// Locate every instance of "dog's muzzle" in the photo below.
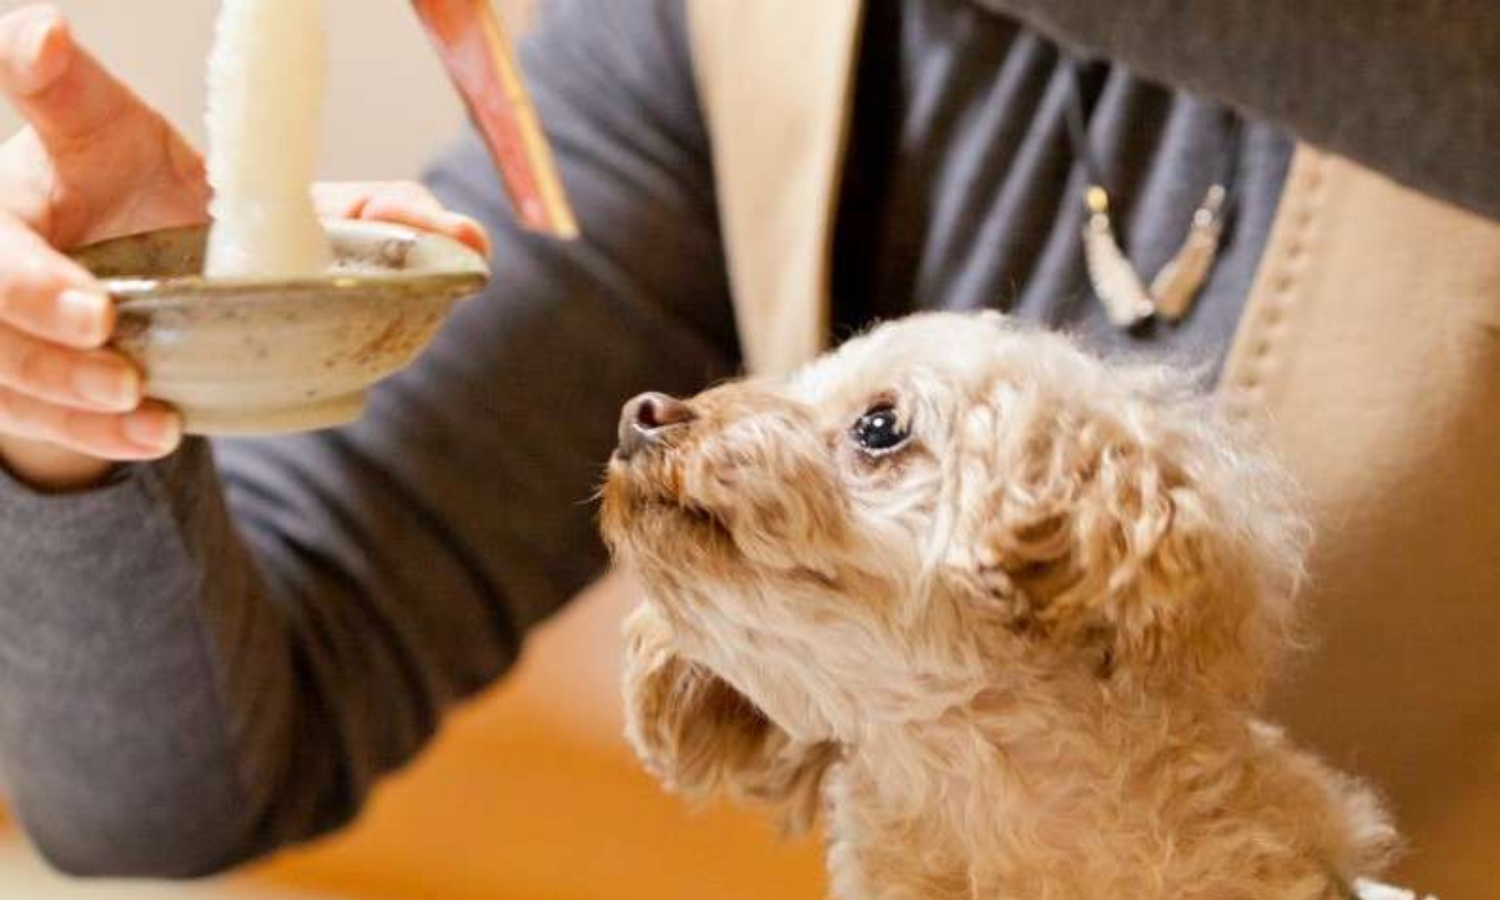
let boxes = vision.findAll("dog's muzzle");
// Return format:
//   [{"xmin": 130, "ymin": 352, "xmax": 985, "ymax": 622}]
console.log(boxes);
[{"xmin": 616, "ymin": 392, "xmax": 696, "ymax": 460}]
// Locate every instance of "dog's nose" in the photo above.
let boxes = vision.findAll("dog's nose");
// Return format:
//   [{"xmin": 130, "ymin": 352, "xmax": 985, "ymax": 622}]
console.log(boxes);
[{"xmin": 617, "ymin": 392, "xmax": 695, "ymax": 459}]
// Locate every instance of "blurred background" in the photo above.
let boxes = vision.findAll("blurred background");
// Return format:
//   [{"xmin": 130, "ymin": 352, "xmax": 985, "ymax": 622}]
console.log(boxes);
[
  {"xmin": 0, "ymin": 0, "xmax": 468, "ymax": 179},
  {"xmin": 0, "ymin": 2, "xmax": 827, "ymax": 899}
]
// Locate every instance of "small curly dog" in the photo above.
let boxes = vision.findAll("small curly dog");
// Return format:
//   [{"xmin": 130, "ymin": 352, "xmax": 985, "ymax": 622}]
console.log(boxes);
[{"xmin": 601, "ymin": 312, "xmax": 1400, "ymax": 900}]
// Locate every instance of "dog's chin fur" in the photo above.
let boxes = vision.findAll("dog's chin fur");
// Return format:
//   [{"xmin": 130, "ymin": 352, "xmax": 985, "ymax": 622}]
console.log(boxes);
[{"xmin": 601, "ymin": 312, "xmax": 1398, "ymax": 900}]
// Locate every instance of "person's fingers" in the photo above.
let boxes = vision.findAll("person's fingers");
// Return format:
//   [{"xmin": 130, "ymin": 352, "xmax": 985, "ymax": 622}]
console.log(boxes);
[
  {"xmin": 0, "ymin": 9, "xmax": 208, "ymax": 249},
  {"xmin": 0, "ymin": 386, "xmax": 180, "ymax": 460},
  {"xmin": 314, "ymin": 181, "xmax": 446, "ymax": 219},
  {"xmin": 0, "ymin": 324, "xmax": 140, "ymax": 413},
  {"xmin": 313, "ymin": 181, "xmax": 418, "ymax": 219},
  {"xmin": 374, "ymin": 205, "xmax": 490, "ymax": 257},
  {"xmin": 0, "ymin": 6, "xmax": 157, "ymax": 155},
  {"xmin": 0, "ymin": 212, "xmax": 113, "ymax": 348},
  {"xmin": 314, "ymin": 181, "xmax": 493, "ymax": 257}
]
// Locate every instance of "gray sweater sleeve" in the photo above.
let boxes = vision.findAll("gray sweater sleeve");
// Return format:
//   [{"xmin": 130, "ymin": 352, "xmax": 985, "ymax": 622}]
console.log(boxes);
[
  {"xmin": 979, "ymin": 0, "xmax": 1500, "ymax": 221},
  {"xmin": 0, "ymin": 0, "xmax": 735, "ymax": 877}
]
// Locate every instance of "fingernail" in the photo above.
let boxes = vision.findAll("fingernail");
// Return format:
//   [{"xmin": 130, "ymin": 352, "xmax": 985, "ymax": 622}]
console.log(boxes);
[
  {"xmin": 25, "ymin": 11, "xmax": 53, "ymax": 54},
  {"xmin": 445, "ymin": 213, "xmax": 491, "ymax": 254},
  {"xmin": 57, "ymin": 289, "xmax": 111, "ymax": 344},
  {"xmin": 16, "ymin": 10, "xmax": 65, "ymax": 94},
  {"xmin": 122, "ymin": 407, "xmax": 181, "ymax": 452},
  {"xmin": 73, "ymin": 359, "xmax": 138, "ymax": 410}
]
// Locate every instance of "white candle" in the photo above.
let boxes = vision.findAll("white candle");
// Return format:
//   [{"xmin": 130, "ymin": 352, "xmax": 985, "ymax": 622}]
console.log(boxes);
[{"xmin": 204, "ymin": 0, "xmax": 333, "ymax": 279}]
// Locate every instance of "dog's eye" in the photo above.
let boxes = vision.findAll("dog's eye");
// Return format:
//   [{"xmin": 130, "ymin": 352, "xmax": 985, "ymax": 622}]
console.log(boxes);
[{"xmin": 851, "ymin": 403, "xmax": 910, "ymax": 456}]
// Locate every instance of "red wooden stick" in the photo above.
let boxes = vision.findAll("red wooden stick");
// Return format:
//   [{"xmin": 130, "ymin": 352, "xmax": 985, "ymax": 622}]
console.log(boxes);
[{"xmin": 413, "ymin": 0, "xmax": 578, "ymax": 239}]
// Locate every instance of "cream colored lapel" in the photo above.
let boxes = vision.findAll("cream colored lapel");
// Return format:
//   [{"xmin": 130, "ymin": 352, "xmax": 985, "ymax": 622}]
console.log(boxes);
[
  {"xmin": 1219, "ymin": 144, "xmax": 1500, "ymax": 489},
  {"xmin": 687, "ymin": 0, "xmax": 864, "ymax": 375}
]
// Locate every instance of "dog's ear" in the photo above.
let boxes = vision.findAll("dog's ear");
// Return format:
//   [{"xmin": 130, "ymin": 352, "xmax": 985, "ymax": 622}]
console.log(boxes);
[
  {"xmin": 973, "ymin": 370, "xmax": 1306, "ymax": 701},
  {"xmin": 622, "ymin": 603, "xmax": 838, "ymax": 833}
]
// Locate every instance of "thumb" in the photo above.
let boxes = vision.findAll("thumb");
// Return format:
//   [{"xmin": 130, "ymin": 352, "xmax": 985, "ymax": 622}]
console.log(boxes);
[{"xmin": 0, "ymin": 5, "xmax": 156, "ymax": 153}]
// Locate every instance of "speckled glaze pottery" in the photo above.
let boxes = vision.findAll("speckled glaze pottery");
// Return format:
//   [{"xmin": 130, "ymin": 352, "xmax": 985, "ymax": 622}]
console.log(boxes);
[{"xmin": 69, "ymin": 220, "xmax": 490, "ymax": 435}]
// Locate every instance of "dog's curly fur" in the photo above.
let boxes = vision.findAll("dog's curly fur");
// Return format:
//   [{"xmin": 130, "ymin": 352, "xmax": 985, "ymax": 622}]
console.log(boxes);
[{"xmin": 602, "ymin": 312, "xmax": 1397, "ymax": 900}]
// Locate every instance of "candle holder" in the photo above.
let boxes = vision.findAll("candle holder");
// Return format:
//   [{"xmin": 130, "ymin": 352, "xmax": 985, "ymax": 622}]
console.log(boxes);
[{"xmin": 70, "ymin": 220, "xmax": 490, "ymax": 435}]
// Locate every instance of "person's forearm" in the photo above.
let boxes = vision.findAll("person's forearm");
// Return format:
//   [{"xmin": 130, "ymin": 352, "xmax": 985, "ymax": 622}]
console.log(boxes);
[
  {"xmin": 0, "ymin": 442, "xmax": 279, "ymax": 876},
  {"xmin": 0, "ymin": 0, "xmax": 736, "ymax": 878},
  {"xmin": 981, "ymin": 0, "xmax": 1500, "ymax": 221},
  {"xmin": 0, "ymin": 427, "xmax": 537, "ymax": 878},
  {"xmin": 0, "ymin": 432, "xmax": 521, "ymax": 877}
]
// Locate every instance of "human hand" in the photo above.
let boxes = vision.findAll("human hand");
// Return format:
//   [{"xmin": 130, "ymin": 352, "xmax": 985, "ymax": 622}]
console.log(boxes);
[{"xmin": 0, "ymin": 5, "xmax": 489, "ymax": 491}]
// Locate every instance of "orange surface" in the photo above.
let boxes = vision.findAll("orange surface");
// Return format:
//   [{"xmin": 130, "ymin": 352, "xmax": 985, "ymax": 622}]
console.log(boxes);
[
  {"xmin": 244, "ymin": 576, "xmax": 828, "ymax": 900},
  {"xmin": 0, "ymin": 576, "xmax": 1492, "ymax": 897}
]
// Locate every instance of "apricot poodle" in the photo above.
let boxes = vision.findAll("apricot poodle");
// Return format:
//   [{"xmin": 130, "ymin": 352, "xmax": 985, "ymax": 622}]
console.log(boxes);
[{"xmin": 602, "ymin": 312, "xmax": 1402, "ymax": 900}]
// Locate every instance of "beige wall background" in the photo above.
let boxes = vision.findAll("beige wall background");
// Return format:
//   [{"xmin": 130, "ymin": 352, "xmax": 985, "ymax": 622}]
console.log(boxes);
[{"xmin": 0, "ymin": 0, "xmax": 513, "ymax": 181}]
